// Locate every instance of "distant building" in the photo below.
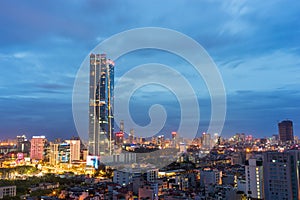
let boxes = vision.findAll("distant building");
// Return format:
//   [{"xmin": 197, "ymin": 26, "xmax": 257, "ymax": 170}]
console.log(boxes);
[
  {"xmin": 222, "ymin": 174, "xmax": 235, "ymax": 186},
  {"xmin": 263, "ymin": 150, "xmax": 300, "ymax": 200},
  {"xmin": 113, "ymin": 169, "xmax": 141, "ymax": 186},
  {"xmin": 65, "ymin": 139, "xmax": 81, "ymax": 161},
  {"xmin": 30, "ymin": 136, "xmax": 46, "ymax": 160},
  {"xmin": 58, "ymin": 142, "xmax": 70, "ymax": 163},
  {"xmin": 138, "ymin": 183, "xmax": 158, "ymax": 200},
  {"xmin": 0, "ymin": 186, "xmax": 16, "ymax": 199},
  {"xmin": 47, "ymin": 139, "xmax": 80, "ymax": 165},
  {"xmin": 202, "ymin": 132, "xmax": 211, "ymax": 149},
  {"xmin": 245, "ymin": 156, "xmax": 264, "ymax": 199},
  {"xmin": 272, "ymin": 134, "xmax": 279, "ymax": 141},
  {"xmin": 144, "ymin": 168, "xmax": 158, "ymax": 182},
  {"xmin": 200, "ymin": 168, "xmax": 222, "ymax": 187},
  {"xmin": 278, "ymin": 120, "xmax": 294, "ymax": 142},
  {"xmin": 171, "ymin": 131, "xmax": 177, "ymax": 148},
  {"xmin": 129, "ymin": 129, "xmax": 134, "ymax": 144},
  {"xmin": 0, "ymin": 139, "xmax": 17, "ymax": 154},
  {"xmin": 113, "ymin": 167, "xmax": 158, "ymax": 186},
  {"xmin": 115, "ymin": 132, "xmax": 124, "ymax": 146},
  {"xmin": 49, "ymin": 142, "xmax": 59, "ymax": 165},
  {"xmin": 234, "ymin": 133, "xmax": 246, "ymax": 142},
  {"xmin": 179, "ymin": 142, "xmax": 186, "ymax": 153},
  {"xmin": 81, "ymin": 149, "xmax": 88, "ymax": 161},
  {"xmin": 16, "ymin": 135, "xmax": 30, "ymax": 154},
  {"xmin": 175, "ymin": 173, "xmax": 197, "ymax": 191},
  {"xmin": 231, "ymin": 152, "xmax": 245, "ymax": 165}
]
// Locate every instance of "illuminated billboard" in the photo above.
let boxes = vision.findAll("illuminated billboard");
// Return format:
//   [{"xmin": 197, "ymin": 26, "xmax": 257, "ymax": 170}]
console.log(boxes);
[{"xmin": 86, "ymin": 156, "xmax": 100, "ymax": 169}]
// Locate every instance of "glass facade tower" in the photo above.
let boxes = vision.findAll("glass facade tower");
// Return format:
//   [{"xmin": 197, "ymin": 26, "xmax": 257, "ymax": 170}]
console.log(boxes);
[{"xmin": 89, "ymin": 53, "xmax": 114, "ymax": 156}]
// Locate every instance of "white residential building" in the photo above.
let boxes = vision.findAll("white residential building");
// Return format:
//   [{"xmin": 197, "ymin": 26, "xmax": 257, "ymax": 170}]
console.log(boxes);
[{"xmin": 245, "ymin": 157, "xmax": 264, "ymax": 199}]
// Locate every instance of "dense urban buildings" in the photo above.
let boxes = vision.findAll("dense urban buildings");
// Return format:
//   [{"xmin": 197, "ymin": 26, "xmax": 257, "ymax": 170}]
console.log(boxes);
[
  {"xmin": 89, "ymin": 53, "xmax": 115, "ymax": 156},
  {"xmin": 278, "ymin": 120, "xmax": 294, "ymax": 142},
  {"xmin": 1, "ymin": 128, "xmax": 300, "ymax": 199}
]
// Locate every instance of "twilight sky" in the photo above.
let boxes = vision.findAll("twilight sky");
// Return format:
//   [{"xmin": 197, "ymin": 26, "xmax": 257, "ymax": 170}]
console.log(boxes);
[{"xmin": 1, "ymin": 0, "xmax": 300, "ymax": 140}]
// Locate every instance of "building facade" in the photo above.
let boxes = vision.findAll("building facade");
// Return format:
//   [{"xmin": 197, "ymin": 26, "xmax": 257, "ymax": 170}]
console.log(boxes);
[
  {"xmin": 200, "ymin": 168, "xmax": 222, "ymax": 186},
  {"xmin": 65, "ymin": 139, "xmax": 81, "ymax": 161},
  {"xmin": 49, "ymin": 142, "xmax": 59, "ymax": 165},
  {"xmin": 58, "ymin": 142, "xmax": 71, "ymax": 163},
  {"xmin": 202, "ymin": 132, "xmax": 211, "ymax": 149},
  {"xmin": 89, "ymin": 53, "xmax": 114, "ymax": 156},
  {"xmin": 263, "ymin": 150, "xmax": 300, "ymax": 200},
  {"xmin": 16, "ymin": 135, "xmax": 30, "ymax": 154},
  {"xmin": 30, "ymin": 136, "xmax": 46, "ymax": 161},
  {"xmin": 0, "ymin": 186, "xmax": 16, "ymax": 199},
  {"xmin": 278, "ymin": 120, "xmax": 294, "ymax": 142},
  {"xmin": 245, "ymin": 157, "xmax": 264, "ymax": 199}
]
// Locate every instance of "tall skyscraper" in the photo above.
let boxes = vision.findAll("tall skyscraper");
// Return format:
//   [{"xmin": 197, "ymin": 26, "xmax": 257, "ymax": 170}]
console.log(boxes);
[
  {"xmin": 89, "ymin": 53, "xmax": 114, "ymax": 156},
  {"xmin": 278, "ymin": 120, "xmax": 294, "ymax": 142},
  {"xmin": 263, "ymin": 150, "xmax": 300, "ymax": 200}
]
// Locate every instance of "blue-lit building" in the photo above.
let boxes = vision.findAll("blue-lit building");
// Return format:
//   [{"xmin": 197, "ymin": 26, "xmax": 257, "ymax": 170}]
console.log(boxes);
[
  {"xmin": 89, "ymin": 53, "xmax": 114, "ymax": 156},
  {"xmin": 58, "ymin": 142, "xmax": 70, "ymax": 163}
]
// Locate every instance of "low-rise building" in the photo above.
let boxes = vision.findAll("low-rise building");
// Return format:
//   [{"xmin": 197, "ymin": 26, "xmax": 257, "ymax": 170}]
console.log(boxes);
[{"xmin": 0, "ymin": 186, "xmax": 16, "ymax": 199}]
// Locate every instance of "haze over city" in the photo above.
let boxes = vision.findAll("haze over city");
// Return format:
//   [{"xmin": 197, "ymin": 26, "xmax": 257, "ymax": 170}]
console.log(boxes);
[{"xmin": 1, "ymin": 1, "xmax": 300, "ymax": 140}]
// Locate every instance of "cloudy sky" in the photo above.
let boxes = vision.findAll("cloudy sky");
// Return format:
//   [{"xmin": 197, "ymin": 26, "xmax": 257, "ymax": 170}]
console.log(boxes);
[{"xmin": 1, "ymin": 0, "xmax": 300, "ymax": 140}]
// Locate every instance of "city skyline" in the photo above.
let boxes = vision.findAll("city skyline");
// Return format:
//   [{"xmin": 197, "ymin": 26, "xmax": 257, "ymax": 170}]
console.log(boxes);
[{"xmin": 1, "ymin": 1, "xmax": 300, "ymax": 140}]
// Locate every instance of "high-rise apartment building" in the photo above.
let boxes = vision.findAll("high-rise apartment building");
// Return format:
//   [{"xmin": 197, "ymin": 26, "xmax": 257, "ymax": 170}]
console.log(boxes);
[
  {"xmin": 202, "ymin": 132, "xmax": 211, "ymax": 149},
  {"xmin": 263, "ymin": 150, "xmax": 300, "ymax": 200},
  {"xmin": 129, "ymin": 129, "xmax": 134, "ymax": 144},
  {"xmin": 49, "ymin": 142, "xmax": 59, "ymax": 165},
  {"xmin": 245, "ymin": 156, "xmax": 264, "ymax": 199},
  {"xmin": 65, "ymin": 139, "xmax": 81, "ymax": 161},
  {"xmin": 89, "ymin": 53, "xmax": 114, "ymax": 156},
  {"xmin": 16, "ymin": 135, "xmax": 30, "ymax": 154},
  {"xmin": 278, "ymin": 120, "xmax": 294, "ymax": 142},
  {"xmin": 58, "ymin": 142, "xmax": 70, "ymax": 163},
  {"xmin": 30, "ymin": 136, "xmax": 46, "ymax": 161},
  {"xmin": 115, "ymin": 120, "xmax": 124, "ymax": 146}
]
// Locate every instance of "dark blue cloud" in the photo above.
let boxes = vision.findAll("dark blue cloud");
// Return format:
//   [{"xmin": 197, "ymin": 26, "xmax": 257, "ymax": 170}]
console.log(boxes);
[{"xmin": 0, "ymin": 0, "xmax": 300, "ymax": 140}]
